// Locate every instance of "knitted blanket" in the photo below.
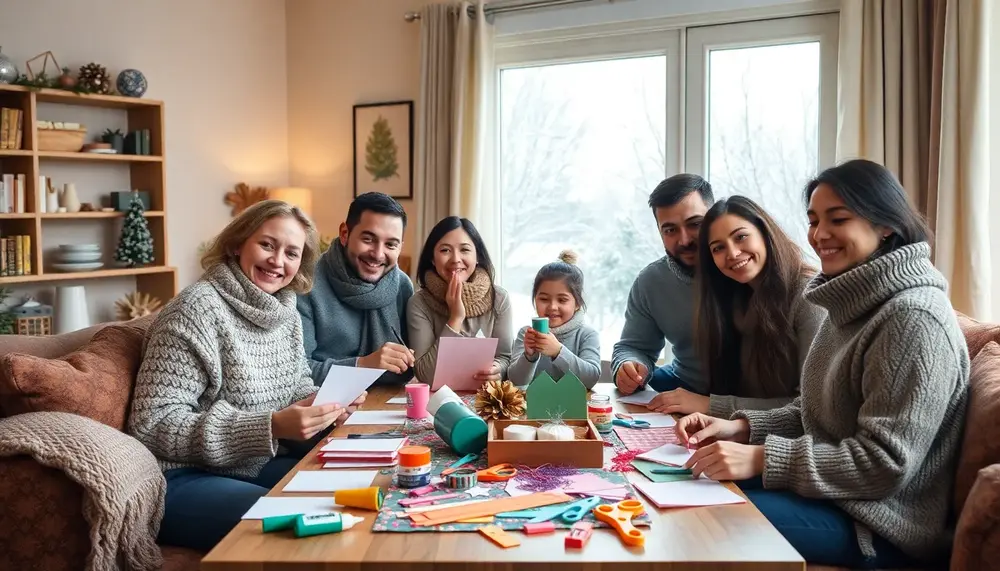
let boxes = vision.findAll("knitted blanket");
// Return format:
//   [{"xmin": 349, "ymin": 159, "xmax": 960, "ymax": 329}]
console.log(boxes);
[{"xmin": 0, "ymin": 411, "xmax": 165, "ymax": 571}]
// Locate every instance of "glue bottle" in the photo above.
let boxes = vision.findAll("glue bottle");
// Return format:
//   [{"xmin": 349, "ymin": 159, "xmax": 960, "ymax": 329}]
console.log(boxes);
[{"xmin": 294, "ymin": 512, "xmax": 365, "ymax": 538}]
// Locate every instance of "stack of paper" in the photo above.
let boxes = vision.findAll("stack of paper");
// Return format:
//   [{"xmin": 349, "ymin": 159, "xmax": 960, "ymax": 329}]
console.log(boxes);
[
  {"xmin": 616, "ymin": 391, "xmax": 658, "ymax": 406},
  {"xmin": 318, "ymin": 437, "xmax": 407, "ymax": 467},
  {"xmin": 633, "ymin": 479, "xmax": 746, "ymax": 508},
  {"xmin": 561, "ymin": 473, "xmax": 629, "ymax": 501},
  {"xmin": 283, "ymin": 470, "xmax": 379, "ymax": 492}
]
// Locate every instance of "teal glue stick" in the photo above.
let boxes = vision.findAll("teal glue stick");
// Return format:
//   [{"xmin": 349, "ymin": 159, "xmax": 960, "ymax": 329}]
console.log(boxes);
[
  {"xmin": 262, "ymin": 513, "xmax": 301, "ymax": 533},
  {"xmin": 293, "ymin": 512, "xmax": 365, "ymax": 538}
]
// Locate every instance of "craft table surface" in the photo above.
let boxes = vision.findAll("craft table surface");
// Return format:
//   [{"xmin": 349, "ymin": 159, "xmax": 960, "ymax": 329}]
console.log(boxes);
[{"xmin": 201, "ymin": 384, "xmax": 805, "ymax": 570}]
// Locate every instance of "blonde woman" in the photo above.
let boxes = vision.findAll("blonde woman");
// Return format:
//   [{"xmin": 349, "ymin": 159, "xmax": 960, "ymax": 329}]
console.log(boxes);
[{"xmin": 128, "ymin": 200, "xmax": 366, "ymax": 551}]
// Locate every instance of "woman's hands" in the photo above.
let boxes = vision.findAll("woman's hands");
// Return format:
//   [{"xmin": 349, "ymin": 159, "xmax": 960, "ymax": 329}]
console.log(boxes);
[
  {"xmin": 675, "ymin": 412, "xmax": 763, "ymax": 481},
  {"xmin": 272, "ymin": 394, "xmax": 344, "ymax": 440},
  {"xmin": 445, "ymin": 270, "xmax": 466, "ymax": 331},
  {"xmin": 474, "ymin": 362, "xmax": 502, "ymax": 383}
]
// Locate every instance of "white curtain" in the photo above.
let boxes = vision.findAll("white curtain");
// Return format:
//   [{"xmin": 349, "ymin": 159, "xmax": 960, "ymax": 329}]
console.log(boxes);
[
  {"xmin": 836, "ymin": 0, "xmax": 992, "ymax": 319},
  {"xmin": 415, "ymin": 1, "xmax": 498, "ymax": 266}
]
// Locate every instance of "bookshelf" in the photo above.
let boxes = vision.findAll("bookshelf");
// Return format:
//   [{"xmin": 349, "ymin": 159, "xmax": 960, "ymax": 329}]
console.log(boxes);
[{"xmin": 0, "ymin": 84, "xmax": 176, "ymax": 308}]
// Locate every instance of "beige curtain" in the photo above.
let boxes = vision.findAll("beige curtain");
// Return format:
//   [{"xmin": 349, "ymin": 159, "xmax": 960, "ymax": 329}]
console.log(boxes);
[
  {"xmin": 836, "ymin": 0, "xmax": 992, "ymax": 319},
  {"xmin": 415, "ymin": 1, "xmax": 498, "ymax": 263}
]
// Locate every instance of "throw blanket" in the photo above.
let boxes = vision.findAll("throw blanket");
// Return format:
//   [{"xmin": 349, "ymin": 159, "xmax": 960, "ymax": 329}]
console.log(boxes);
[
  {"xmin": 321, "ymin": 240, "xmax": 403, "ymax": 354},
  {"xmin": 421, "ymin": 267, "xmax": 495, "ymax": 317},
  {"xmin": 0, "ymin": 412, "xmax": 165, "ymax": 571}
]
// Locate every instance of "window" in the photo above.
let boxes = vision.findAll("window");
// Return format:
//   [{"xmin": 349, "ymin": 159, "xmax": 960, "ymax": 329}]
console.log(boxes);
[{"xmin": 497, "ymin": 13, "xmax": 838, "ymax": 360}]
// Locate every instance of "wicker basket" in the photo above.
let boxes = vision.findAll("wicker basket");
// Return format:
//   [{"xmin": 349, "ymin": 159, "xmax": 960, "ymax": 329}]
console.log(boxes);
[{"xmin": 38, "ymin": 128, "xmax": 87, "ymax": 152}]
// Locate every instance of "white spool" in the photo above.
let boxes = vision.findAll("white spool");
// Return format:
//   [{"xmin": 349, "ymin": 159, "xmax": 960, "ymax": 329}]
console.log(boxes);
[
  {"xmin": 503, "ymin": 425, "xmax": 537, "ymax": 441},
  {"xmin": 537, "ymin": 423, "xmax": 575, "ymax": 441}
]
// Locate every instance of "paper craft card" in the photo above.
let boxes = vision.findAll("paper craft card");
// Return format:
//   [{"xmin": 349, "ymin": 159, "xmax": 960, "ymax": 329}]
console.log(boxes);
[
  {"xmin": 385, "ymin": 396, "xmax": 408, "ymax": 405},
  {"xmin": 324, "ymin": 460, "xmax": 397, "ymax": 469},
  {"xmin": 314, "ymin": 365, "xmax": 385, "ymax": 407},
  {"xmin": 431, "ymin": 336, "xmax": 499, "ymax": 391},
  {"xmin": 320, "ymin": 437, "xmax": 407, "ymax": 453},
  {"xmin": 636, "ymin": 443, "xmax": 695, "ymax": 466},
  {"xmin": 633, "ymin": 479, "xmax": 746, "ymax": 508},
  {"xmin": 282, "ymin": 470, "xmax": 378, "ymax": 493},
  {"xmin": 616, "ymin": 390, "xmax": 658, "ymax": 406},
  {"xmin": 242, "ymin": 497, "xmax": 340, "ymax": 519},
  {"xmin": 341, "ymin": 410, "xmax": 407, "ymax": 426},
  {"xmin": 525, "ymin": 371, "xmax": 587, "ymax": 420}
]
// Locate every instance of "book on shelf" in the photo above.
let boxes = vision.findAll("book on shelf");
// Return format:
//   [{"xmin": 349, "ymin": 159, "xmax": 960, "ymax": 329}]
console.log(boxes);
[
  {"xmin": 0, "ymin": 173, "xmax": 26, "ymax": 213},
  {"xmin": 0, "ymin": 107, "xmax": 23, "ymax": 150},
  {"xmin": 0, "ymin": 234, "xmax": 30, "ymax": 277}
]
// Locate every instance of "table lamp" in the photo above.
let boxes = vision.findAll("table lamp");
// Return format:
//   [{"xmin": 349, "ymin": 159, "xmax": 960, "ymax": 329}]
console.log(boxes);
[{"xmin": 269, "ymin": 187, "xmax": 313, "ymax": 218}]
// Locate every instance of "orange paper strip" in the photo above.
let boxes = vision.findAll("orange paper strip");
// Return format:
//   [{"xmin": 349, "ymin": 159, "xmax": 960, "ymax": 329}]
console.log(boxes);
[
  {"xmin": 480, "ymin": 525, "xmax": 521, "ymax": 548},
  {"xmin": 410, "ymin": 492, "xmax": 573, "ymax": 526}
]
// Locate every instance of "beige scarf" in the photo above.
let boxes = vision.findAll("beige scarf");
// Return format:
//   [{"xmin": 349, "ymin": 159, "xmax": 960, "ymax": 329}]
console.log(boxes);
[
  {"xmin": 421, "ymin": 267, "xmax": 495, "ymax": 317},
  {"xmin": 0, "ymin": 411, "xmax": 165, "ymax": 571}
]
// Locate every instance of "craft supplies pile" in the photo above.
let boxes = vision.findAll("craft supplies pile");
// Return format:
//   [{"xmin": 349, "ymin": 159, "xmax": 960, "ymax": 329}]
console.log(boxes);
[{"xmin": 239, "ymin": 365, "xmax": 746, "ymax": 549}]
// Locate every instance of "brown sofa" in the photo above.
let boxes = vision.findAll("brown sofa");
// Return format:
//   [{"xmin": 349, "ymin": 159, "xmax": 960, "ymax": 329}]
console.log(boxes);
[{"xmin": 0, "ymin": 313, "xmax": 998, "ymax": 571}]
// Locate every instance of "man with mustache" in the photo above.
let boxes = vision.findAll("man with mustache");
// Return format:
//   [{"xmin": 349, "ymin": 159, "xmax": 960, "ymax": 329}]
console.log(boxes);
[
  {"xmin": 612, "ymin": 174, "xmax": 713, "ymax": 397},
  {"xmin": 298, "ymin": 192, "xmax": 415, "ymax": 386}
]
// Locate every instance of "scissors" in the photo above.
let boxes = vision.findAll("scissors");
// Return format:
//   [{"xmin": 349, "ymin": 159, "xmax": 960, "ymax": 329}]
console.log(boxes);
[
  {"xmin": 612, "ymin": 418, "xmax": 651, "ymax": 429},
  {"xmin": 477, "ymin": 463, "xmax": 518, "ymax": 482},
  {"xmin": 441, "ymin": 453, "xmax": 479, "ymax": 476}
]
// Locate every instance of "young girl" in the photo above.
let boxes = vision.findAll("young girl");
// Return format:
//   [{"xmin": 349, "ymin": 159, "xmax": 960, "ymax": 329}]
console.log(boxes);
[
  {"xmin": 407, "ymin": 216, "xmax": 514, "ymax": 386},
  {"xmin": 675, "ymin": 160, "xmax": 969, "ymax": 569},
  {"xmin": 509, "ymin": 250, "xmax": 602, "ymax": 389},
  {"xmin": 649, "ymin": 196, "xmax": 825, "ymax": 417}
]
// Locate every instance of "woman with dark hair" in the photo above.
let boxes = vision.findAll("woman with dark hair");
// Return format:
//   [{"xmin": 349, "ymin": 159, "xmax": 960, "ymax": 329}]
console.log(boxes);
[
  {"xmin": 407, "ymin": 216, "xmax": 513, "ymax": 386},
  {"xmin": 674, "ymin": 159, "xmax": 970, "ymax": 569},
  {"xmin": 649, "ymin": 196, "xmax": 825, "ymax": 417}
]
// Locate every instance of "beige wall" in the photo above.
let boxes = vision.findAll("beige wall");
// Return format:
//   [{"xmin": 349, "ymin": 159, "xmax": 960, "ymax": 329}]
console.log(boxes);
[
  {"xmin": 0, "ymin": 0, "xmax": 288, "ymax": 323},
  {"xmin": 286, "ymin": 0, "xmax": 422, "ymax": 262}
]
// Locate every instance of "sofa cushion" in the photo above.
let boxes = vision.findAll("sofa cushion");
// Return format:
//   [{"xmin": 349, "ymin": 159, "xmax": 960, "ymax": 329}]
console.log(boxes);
[
  {"xmin": 956, "ymin": 312, "xmax": 1000, "ymax": 360},
  {"xmin": 951, "ymin": 464, "xmax": 1000, "ymax": 571},
  {"xmin": 954, "ymin": 341, "xmax": 1000, "ymax": 514},
  {"xmin": 0, "ymin": 321, "xmax": 146, "ymax": 430}
]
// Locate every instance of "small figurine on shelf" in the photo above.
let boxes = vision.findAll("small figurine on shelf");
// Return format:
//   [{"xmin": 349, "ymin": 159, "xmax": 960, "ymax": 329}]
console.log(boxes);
[{"xmin": 114, "ymin": 191, "xmax": 154, "ymax": 268}]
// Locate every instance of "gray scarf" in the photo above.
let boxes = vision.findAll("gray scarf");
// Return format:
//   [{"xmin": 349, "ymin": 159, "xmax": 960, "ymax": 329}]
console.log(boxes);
[
  {"xmin": 205, "ymin": 260, "xmax": 297, "ymax": 329},
  {"xmin": 551, "ymin": 309, "xmax": 586, "ymax": 339},
  {"xmin": 320, "ymin": 240, "xmax": 403, "ymax": 354}
]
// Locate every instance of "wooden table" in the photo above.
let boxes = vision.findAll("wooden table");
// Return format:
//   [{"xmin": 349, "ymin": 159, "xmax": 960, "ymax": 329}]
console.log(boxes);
[{"xmin": 201, "ymin": 385, "xmax": 805, "ymax": 571}]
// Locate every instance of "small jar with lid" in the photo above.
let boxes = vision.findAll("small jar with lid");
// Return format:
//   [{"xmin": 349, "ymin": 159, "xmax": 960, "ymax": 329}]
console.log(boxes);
[
  {"xmin": 396, "ymin": 445, "xmax": 432, "ymax": 488},
  {"xmin": 587, "ymin": 394, "xmax": 613, "ymax": 433}
]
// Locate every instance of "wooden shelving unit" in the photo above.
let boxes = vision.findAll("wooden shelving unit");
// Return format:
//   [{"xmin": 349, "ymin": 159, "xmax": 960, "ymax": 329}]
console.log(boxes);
[{"xmin": 0, "ymin": 84, "xmax": 176, "ymax": 304}]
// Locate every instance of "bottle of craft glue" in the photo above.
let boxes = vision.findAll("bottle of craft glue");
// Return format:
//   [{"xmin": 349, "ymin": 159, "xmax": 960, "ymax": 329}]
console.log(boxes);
[{"xmin": 293, "ymin": 512, "xmax": 365, "ymax": 538}]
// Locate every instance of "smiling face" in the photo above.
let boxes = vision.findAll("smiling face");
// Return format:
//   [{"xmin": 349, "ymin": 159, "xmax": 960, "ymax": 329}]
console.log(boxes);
[
  {"xmin": 708, "ymin": 213, "xmax": 768, "ymax": 287},
  {"xmin": 339, "ymin": 211, "xmax": 404, "ymax": 283},
  {"xmin": 432, "ymin": 228, "xmax": 478, "ymax": 282},
  {"xmin": 533, "ymin": 279, "xmax": 578, "ymax": 328},
  {"xmin": 236, "ymin": 215, "xmax": 306, "ymax": 294},
  {"xmin": 655, "ymin": 192, "xmax": 709, "ymax": 268},
  {"xmin": 807, "ymin": 183, "xmax": 888, "ymax": 276}
]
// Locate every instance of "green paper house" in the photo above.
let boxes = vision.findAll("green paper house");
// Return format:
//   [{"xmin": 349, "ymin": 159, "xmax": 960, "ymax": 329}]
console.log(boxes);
[{"xmin": 525, "ymin": 371, "xmax": 587, "ymax": 420}]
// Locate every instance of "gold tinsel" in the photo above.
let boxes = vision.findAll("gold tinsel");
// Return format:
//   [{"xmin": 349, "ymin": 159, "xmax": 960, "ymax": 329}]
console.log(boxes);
[
  {"xmin": 474, "ymin": 379, "xmax": 526, "ymax": 421},
  {"xmin": 115, "ymin": 292, "xmax": 163, "ymax": 321}
]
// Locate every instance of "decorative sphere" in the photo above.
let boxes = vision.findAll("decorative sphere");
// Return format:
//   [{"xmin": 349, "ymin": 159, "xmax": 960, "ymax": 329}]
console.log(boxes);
[
  {"xmin": 0, "ymin": 52, "xmax": 17, "ymax": 84},
  {"xmin": 116, "ymin": 69, "xmax": 147, "ymax": 97}
]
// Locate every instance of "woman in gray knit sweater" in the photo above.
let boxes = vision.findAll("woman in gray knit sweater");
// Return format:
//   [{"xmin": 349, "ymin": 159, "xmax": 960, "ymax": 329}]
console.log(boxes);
[
  {"xmin": 647, "ymin": 196, "xmax": 825, "ymax": 417},
  {"xmin": 675, "ymin": 160, "xmax": 969, "ymax": 569},
  {"xmin": 127, "ymin": 201, "xmax": 365, "ymax": 551}
]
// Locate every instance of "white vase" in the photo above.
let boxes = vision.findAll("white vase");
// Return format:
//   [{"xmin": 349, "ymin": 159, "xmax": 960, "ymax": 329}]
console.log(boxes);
[
  {"xmin": 63, "ymin": 183, "xmax": 81, "ymax": 213},
  {"xmin": 46, "ymin": 189, "xmax": 59, "ymax": 213},
  {"xmin": 55, "ymin": 285, "xmax": 90, "ymax": 333}
]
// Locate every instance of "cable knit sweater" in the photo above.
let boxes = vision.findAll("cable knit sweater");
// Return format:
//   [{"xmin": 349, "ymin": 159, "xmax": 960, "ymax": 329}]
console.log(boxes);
[
  {"xmin": 732, "ymin": 243, "xmax": 970, "ymax": 561},
  {"xmin": 127, "ymin": 260, "xmax": 318, "ymax": 479}
]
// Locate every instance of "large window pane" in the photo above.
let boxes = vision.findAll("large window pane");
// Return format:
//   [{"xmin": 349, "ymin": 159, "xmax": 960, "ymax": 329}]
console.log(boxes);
[
  {"xmin": 707, "ymin": 42, "xmax": 820, "ymax": 256},
  {"xmin": 499, "ymin": 56, "xmax": 667, "ymax": 360}
]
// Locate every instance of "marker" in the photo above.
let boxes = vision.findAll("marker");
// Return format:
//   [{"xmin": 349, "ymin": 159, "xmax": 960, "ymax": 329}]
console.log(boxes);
[
  {"xmin": 650, "ymin": 467, "xmax": 693, "ymax": 475},
  {"xmin": 346, "ymin": 432, "xmax": 405, "ymax": 439}
]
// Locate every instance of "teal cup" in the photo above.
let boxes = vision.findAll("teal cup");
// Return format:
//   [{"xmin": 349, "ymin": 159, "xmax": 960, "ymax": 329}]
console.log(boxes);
[{"xmin": 531, "ymin": 317, "xmax": 549, "ymax": 334}]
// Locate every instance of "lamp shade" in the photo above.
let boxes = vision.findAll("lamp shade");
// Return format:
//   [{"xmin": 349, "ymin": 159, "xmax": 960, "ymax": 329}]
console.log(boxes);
[{"xmin": 269, "ymin": 187, "xmax": 313, "ymax": 218}]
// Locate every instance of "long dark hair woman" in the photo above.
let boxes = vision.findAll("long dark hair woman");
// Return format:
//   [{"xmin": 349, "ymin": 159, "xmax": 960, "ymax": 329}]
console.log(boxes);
[
  {"xmin": 407, "ymin": 216, "xmax": 513, "ymax": 386},
  {"xmin": 674, "ymin": 159, "xmax": 970, "ymax": 569}
]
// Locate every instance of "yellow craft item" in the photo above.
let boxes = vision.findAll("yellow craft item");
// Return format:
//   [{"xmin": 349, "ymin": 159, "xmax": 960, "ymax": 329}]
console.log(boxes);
[{"xmin": 334, "ymin": 486, "xmax": 384, "ymax": 511}]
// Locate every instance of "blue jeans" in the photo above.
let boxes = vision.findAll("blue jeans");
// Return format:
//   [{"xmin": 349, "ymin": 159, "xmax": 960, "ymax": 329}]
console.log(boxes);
[
  {"xmin": 647, "ymin": 362, "xmax": 705, "ymax": 394},
  {"xmin": 159, "ymin": 456, "xmax": 300, "ymax": 551},
  {"xmin": 737, "ymin": 478, "xmax": 921, "ymax": 569}
]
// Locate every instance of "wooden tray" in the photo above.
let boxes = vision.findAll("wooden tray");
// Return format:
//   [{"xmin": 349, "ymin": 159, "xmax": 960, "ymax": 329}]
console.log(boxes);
[{"xmin": 487, "ymin": 419, "xmax": 605, "ymax": 468}]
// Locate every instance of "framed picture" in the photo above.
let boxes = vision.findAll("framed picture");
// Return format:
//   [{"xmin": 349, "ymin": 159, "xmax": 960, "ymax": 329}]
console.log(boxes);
[{"xmin": 353, "ymin": 100, "xmax": 414, "ymax": 199}]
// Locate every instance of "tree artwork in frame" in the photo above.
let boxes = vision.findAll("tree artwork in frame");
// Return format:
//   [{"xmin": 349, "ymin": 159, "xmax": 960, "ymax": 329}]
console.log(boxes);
[{"xmin": 353, "ymin": 100, "xmax": 413, "ymax": 199}]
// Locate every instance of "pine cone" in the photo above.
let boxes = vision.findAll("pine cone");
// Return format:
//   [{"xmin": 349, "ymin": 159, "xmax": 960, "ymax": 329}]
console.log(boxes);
[
  {"xmin": 78, "ymin": 62, "xmax": 111, "ymax": 94},
  {"xmin": 474, "ymin": 379, "xmax": 526, "ymax": 421}
]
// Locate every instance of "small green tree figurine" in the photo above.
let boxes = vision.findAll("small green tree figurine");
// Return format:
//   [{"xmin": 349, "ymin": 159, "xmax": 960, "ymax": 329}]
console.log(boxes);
[
  {"xmin": 114, "ymin": 192, "xmax": 154, "ymax": 267},
  {"xmin": 364, "ymin": 115, "xmax": 399, "ymax": 181}
]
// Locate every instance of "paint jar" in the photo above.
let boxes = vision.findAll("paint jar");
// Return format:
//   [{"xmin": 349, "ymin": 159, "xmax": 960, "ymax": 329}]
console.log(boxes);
[
  {"xmin": 587, "ymin": 394, "xmax": 614, "ymax": 433},
  {"xmin": 396, "ymin": 445, "xmax": 432, "ymax": 488}
]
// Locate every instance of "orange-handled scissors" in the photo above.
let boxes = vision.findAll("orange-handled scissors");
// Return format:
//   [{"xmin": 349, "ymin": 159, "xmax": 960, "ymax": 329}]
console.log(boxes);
[{"xmin": 477, "ymin": 463, "xmax": 517, "ymax": 482}]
